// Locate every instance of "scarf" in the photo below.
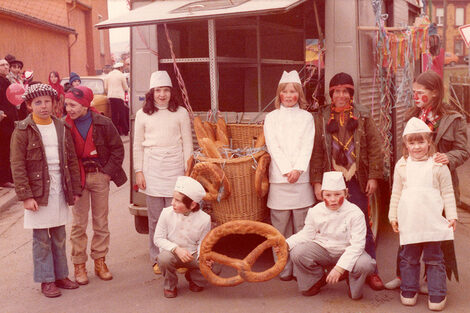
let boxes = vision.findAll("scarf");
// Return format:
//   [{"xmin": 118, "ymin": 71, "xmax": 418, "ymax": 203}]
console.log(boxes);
[{"xmin": 419, "ymin": 107, "xmax": 441, "ymax": 132}]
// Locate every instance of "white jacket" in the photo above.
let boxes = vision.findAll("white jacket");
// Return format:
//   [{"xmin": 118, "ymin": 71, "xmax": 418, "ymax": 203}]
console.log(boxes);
[
  {"xmin": 154, "ymin": 206, "xmax": 211, "ymax": 255},
  {"xmin": 264, "ymin": 104, "xmax": 314, "ymax": 184},
  {"xmin": 286, "ymin": 200, "xmax": 366, "ymax": 271},
  {"xmin": 105, "ymin": 69, "xmax": 128, "ymax": 100}
]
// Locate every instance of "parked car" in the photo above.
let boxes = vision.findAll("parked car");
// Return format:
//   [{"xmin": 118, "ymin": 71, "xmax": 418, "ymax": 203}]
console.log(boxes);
[
  {"xmin": 444, "ymin": 52, "xmax": 459, "ymax": 66},
  {"xmin": 61, "ymin": 76, "xmax": 111, "ymax": 118}
]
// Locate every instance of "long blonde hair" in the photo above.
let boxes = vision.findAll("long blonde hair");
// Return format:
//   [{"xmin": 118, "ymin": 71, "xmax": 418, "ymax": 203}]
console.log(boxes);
[{"xmin": 274, "ymin": 83, "xmax": 308, "ymax": 109}]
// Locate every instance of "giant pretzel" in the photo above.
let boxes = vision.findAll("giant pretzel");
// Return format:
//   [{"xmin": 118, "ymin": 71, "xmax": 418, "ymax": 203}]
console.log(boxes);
[
  {"xmin": 190, "ymin": 162, "xmax": 231, "ymax": 201},
  {"xmin": 199, "ymin": 220, "xmax": 288, "ymax": 287}
]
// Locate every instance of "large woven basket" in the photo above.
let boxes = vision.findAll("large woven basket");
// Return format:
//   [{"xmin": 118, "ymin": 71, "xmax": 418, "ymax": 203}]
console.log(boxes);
[{"xmin": 195, "ymin": 124, "xmax": 268, "ymax": 224}]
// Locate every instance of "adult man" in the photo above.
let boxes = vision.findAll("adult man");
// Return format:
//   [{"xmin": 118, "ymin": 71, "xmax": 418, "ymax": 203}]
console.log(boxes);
[
  {"xmin": 4, "ymin": 54, "xmax": 24, "ymax": 85},
  {"xmin": 105, "ymin": 62, "xmax": 129, "ymax": 135},
  {"xmin": 286, "ymin": 171, "xmax": 375, "ymax": 300},
  {"xmin": 64, "ymin": 85, "xmax": 127, "ymax": 284},
  {"xmin": 0, "ymin": 58, "xmax": 15, "ymax": 187},
  {"xmin": 154, "ymin": 176, "xmax": 215, "ymax": 298}
]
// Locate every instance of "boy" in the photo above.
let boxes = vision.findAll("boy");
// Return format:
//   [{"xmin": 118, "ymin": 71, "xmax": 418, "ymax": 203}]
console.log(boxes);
[
  {"xmin": 65, "ymin": 85, "xmax": 127, "ymax": 284},
  {"xmin": 10, "ymin": 84, "xmax": 82, "ymax": 297},
  {"xmin": 286, "ymin": 171, "xmax": 375, "ymax": 299},
  {"xmin": 154, "ymin": 176, "xmax": 214, "ymax": 298}
]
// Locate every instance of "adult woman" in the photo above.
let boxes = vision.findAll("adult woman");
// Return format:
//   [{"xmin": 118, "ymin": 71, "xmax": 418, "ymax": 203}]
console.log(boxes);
[
  {"xmin": 133, "ymin": 71, "xmax": 193, "ymax": 274},
  {"xmin": 310, "ymin": 72, "xmax": 385, "ymax": 290},
  {"xmin": 385, "ymin": 70, "xmax": 468, "ymax": 291},
  {"xmin": 48, "ymin": 71, "xmax": 65, "ymax": 118},
  {"xmin": 264, "ymin": 70, "xmax": 315, "ymax": 281}
]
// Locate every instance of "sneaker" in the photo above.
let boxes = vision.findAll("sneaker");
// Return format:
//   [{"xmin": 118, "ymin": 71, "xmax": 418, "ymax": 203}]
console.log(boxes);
[
  {"xmin": 384, "ymin": 277, "xmax": 401, "ymax": 289},
  {"xmin": 41, "ymin": 282, "xmax": 61, "ymax": 298},
  {"xmin": 153, "ymin": 263, "xmax": 161, "ymax": 275},
  {"xmin": 366, "ymin": 274, "xmax": 385, "ymax": 290},
  {"xmin": 400, "ymin": 291, "xmax": 418, "ymax": 306},
  {"xmin": 428, "ymin": 296, "xmax": 447, "ymax": 311}
]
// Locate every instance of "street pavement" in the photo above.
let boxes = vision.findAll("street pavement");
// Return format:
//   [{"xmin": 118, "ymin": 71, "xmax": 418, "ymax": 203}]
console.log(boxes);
[{"xmin": 1, "ymin": 132, "xmax": 470, "ymax": 312}]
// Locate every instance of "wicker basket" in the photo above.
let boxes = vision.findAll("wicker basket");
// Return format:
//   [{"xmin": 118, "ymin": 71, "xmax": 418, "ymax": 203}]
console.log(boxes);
[{"xmin": 196, "ymin": 124, "xmax": 268, "ymax": 224}]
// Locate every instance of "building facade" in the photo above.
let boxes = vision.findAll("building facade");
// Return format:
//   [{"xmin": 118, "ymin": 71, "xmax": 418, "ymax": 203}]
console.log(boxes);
[{"xmin": 0, "ymin": 0, "xmax": 112, "ymax": 82}]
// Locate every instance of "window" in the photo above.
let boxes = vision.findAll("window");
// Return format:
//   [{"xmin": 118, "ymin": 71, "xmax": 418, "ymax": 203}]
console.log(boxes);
[
  {"xmin": 171, "ymin": 0, "xmax": 249, "ymax": 14},
  {"xmin": 455, "ymin": 40, "xmax": 464, "ymax": 56},
  {"xmin": 456, "ymin": 8, "xmax": 464, "ymax": 26},
  {"xmin": 436, "ymin": 8, "xmax": 444, "ymax": 26}
]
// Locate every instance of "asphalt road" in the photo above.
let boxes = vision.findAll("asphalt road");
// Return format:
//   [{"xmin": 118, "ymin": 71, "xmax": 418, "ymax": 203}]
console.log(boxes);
[{"xmin": 1, "ymin": 141, "xmax": 469, "ymax": 313}]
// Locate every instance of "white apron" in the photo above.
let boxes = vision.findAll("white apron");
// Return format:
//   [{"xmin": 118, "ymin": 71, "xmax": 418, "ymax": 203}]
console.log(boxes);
[
  {"xmin": 397, "ymin": 158, "xmax": 454, "ymax": 245},
  {"xmin": 267, "ymin": 182, "xmax": 315, "ymax": 210},
  {"xmin": 24, "ymin": 169, "xmax": 69, "ymax": 229},
  {"xmin": 142, "ymin": 144, "xmax": 184, "ymax": 197}
]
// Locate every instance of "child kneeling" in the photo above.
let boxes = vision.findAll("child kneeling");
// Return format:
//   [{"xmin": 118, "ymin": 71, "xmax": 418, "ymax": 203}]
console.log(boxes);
[
  {"xmin": 10, "ymin": 84, "xmax": 82, "ymax": 297},
  {"xmin": 285, "ymin": 171, "xmax": 375, "ymax": 299},
  {"xmin": 154, "ymin": 176, "xmax": 218, "ymax": 298},
  {"xmin": 389, "ymin": 118, "xmax": 457, "ymax": 311}
]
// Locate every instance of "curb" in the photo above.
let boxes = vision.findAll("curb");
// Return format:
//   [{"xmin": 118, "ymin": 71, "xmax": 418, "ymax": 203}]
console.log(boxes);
[{"xmin": 0, "ymin": 189, "xmax": 18, "ymax": 214}]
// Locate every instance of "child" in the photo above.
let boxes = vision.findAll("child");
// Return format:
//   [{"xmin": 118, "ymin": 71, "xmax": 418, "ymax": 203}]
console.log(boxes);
[
  {"xmin": 285, "ymin": 171, "xmax": 375, "ymax": 299},
  {"xmin": 389, "ymin": 117, "xmax": 457, "ymax": 311},
  {"xmin": 264, "ymin": 70, "xmax": 315, "ymax": 281},
  {"xmin": 10, "ymin": 84, "xmax": 82, "ymax": 297},
  {"xmin": 154, "ymin": 176, "xmax": 216, "ymax": 298}
]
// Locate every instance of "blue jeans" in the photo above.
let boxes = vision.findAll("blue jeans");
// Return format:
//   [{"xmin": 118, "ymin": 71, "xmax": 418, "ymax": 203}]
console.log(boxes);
[
  {"xmin": 346, "ymin": 177, "xmax": 376, "ymax": 260},
  {"xmin": 32, "ymin": 226, "xmax": 69, "ymax": 283},
  {"xmin": 400, "ymin": 242, "xmax": 446, "ymax": 297}
]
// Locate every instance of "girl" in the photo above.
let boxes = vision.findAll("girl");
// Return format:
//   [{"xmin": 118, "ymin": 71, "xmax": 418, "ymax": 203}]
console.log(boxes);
[
  {"xmin": 385, "ymin": 70, "xmax": 468, "ymax": 291},
  {"xmin": 264, "ymin": 70, "xmax": 315, "ymax": 281},
  {"xmin": 133, "ymin": 71, "xmax": 193, "ymax": 274},
  {"xmin": 48, "ymin": 71, "xmax": 65, "ymax": 118},
  {"xmin": 389, "ymin": 117, "xmax": 457, "ymax": 311},
  {"xmin": 10, "ymin": 84, "xmax": 82, "ymax": 297}
]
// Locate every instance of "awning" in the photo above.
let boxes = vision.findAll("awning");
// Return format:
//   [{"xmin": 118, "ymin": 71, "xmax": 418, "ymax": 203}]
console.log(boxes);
[{"xmin": 96, "ymin": 0, "xmax": 307, "ymax": 29}]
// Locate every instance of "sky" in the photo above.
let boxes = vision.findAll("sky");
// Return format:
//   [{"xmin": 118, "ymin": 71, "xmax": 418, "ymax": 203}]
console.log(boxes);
[{"xmin": 107, "ymin": 0, "xmax": 130, "ymax": 54}]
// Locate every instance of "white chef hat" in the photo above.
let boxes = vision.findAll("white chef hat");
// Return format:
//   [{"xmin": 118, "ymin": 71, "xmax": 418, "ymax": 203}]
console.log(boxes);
[
  {"xmin": 321, "ymin": 171, "xmax": 346, "ymax": 191},
  {"xmin": 113, "ymin": 62, "xmax": 124, "ymax": 69},
  {"xmin": 174, "ymin": 176, "xmax": 206, "ymax": 203},
  {"xmin": 278, "ymin": 70, "xmax": 301, "ymax": 85},
  {"xmin": 402, "ymin": 117, "xmax": 431, "ymax": 137},
  {"xmin": 149, "ymin": 70, "xmax": 173, "ymax": 89}
]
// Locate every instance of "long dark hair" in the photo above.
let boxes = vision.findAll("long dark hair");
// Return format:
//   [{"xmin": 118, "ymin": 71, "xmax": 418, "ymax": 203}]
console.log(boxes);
[
  {"xmin": 142, "ymin": 87, "xmax": 180, "ymax": 115},
  {"xmin": 405, "ymin": 70, "xmax": 449, "ymax": 121}
]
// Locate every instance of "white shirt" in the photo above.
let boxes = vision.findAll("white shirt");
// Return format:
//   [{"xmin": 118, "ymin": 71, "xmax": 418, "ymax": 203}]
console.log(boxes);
[
  {"xmin": 264, "ymin": 104, "xmax": 314, "ymax": 183},
  {"xmin": 286, "ymin": 200, "xmax": 366, "ymax": 271},
  {"xmin": 133, "ymin": 106, "xmax": 193, "ymax": 172},
  {"xmin": 154, "ymin": 206, "xmax": 211, "ymax": 255},
  {"xmin": 105, "ymin": 69, "xmax": 128, "ymax": 100}
]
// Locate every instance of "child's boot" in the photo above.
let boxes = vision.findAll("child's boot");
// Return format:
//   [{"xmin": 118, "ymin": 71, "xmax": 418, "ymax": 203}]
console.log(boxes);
[
  {"xmin": 94, "ymin": 257, "xmax": 113, "ymax": 280},
  {"xmin": 74, "ymin": 263, "xmax": 89, "ymax": 285}
]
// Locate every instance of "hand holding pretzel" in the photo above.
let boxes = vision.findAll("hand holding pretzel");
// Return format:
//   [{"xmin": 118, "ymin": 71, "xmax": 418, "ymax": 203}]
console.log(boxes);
[{"xmin": 199, "ymin": 220, "xmax": 288, "ymax": 287}]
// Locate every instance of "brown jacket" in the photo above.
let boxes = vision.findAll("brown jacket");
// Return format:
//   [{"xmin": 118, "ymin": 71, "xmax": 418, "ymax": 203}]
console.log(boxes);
[
  {"xmin": 10, "ymin": 115, "xmax": 81, "ymax": 206},
  {"xmin": 310, "ymin": 104, "xmax": 384, "ymax": 193}
]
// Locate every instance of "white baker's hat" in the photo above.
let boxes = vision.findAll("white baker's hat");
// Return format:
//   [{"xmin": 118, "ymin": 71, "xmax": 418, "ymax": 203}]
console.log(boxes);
[
  {"xmin": 278, "ymin": 70, "xmax": 301, "ymax": 85},
  {"xmin": 402, "ymin": 117, "xmax": 431, "ymax": 137},
  {"xmin": 321, "ymin": 171, "xmax": 346, "ymax": 191},
  {"xmin": 113, "ymin": 62, "xmax": 124, "ymax": 69},
  {"xmin": 149, "ymin": 70, "xmax": 172, "ymax": 89},
  {"xmin": 174, "ymin": 176, "xmax": 206, "ymax": 203}
]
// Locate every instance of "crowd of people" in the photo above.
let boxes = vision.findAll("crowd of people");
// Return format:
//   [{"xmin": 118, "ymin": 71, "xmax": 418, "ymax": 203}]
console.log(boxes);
[{"xmin": 0, "ymin": 52, "xmax": 468, "ymax": 311}]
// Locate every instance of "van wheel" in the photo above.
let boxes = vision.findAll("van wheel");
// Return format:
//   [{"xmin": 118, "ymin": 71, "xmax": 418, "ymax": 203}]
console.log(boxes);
[{"xmin": 134, "ymin": 216, "xmax": 149, "ymax": 234}]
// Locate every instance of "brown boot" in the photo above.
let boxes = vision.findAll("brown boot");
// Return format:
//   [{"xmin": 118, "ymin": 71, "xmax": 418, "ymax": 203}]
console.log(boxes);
[
  {"xmin": 74, "ymin": 263, "xmax": 89, "ymax": 285},
  {"xmin": 94, "ymin": 257, "xmax": 113, "ymax": 281}
]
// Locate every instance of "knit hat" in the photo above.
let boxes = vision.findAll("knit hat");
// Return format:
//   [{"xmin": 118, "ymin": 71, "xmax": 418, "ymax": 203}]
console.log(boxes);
[
  {"xmin": 278, "ymin": 70, "xmax": 302, "ymax": 85},
  {"xmin": 65, "ymin": 86, "xmax": 94, "ymax": 107},
  {"xmin": 22, "ymin": 83, "xmax": 57, "ymax": 101},
  {"xmin": 321, "ymin": 171, "xmax": 346, "ymax": 191},
  {"xmin": 402, "ymin": 117, "xmax": 432, "ymax": 137},
  {"xmin": 174, "ymin": 176, "xmax": 206, "ymax": 203},
  {"xmin": 69, "ymin": 72, "xmax": 81, "ymax": 84},
  {"xmin": 4, "ymin": 54, "xmax": 23, "ymax": 68},
  {"xmin": 149, "ymin": 71, "xmax": 172, "ymax": 89},
  {"xmin": 329, "ymin": 72, "xmax": 354, "ymax": 98}
]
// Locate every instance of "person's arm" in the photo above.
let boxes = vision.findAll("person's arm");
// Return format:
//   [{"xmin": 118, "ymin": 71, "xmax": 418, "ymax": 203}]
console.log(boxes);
[
  {"xmin": 310, "ymin": 113, "xmax": 325, "ymax": 182},
  {"xmin": 364, "ymin": 116, "xmax": 384, "ymax": 181},
  {"xmin": 133, "ymin": 110, "xmax": 145, "ymax": 173},
  {"xmin": 197, "ymin": 216, "xmax": 212, "ymax": 258},
  {"xmin": 179, "ymin": 109, "xmax": 193, "ymax": 170},
  {"xmin": 264, "ymin": 113, "xmax": 292, "ymax": 175},
  {"xmin": 388, "ymin": 161, "xmax": 403, "ymax": 230},
  {"xmin": 154, "ymin": 209, "xmax": 178, "ymax": 252},
  {"xmin": 64, "ymin": 126, "xmax": 82, "ymax": 196},
  {"xmin": 293, "ymin": 114, "xmax": 315, "ymax": 173},
  {"xmin": 100, "ymin": 119, "xmax": 125, "ymax": 176},
  {"xmin": 285, "ymin": 208, "xmax": 316, "ymax": 250},
  {"xmin": 336, "ymin": 212, "xmax": 366, "ymax": 272},
  {"xmin": 121, "ymin": 74, "xmax": 129, "ymax": 92},
  {"xmin": 438, "ymin": 165, "xmax": 458, "ymax": 222},
  {"xmin": 443, "ymin": 116, "xmax": 469, "ymax": 171},
  {"xmin": 10, "ymin": 128, "xmax": 33, "ymax": 201}
]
